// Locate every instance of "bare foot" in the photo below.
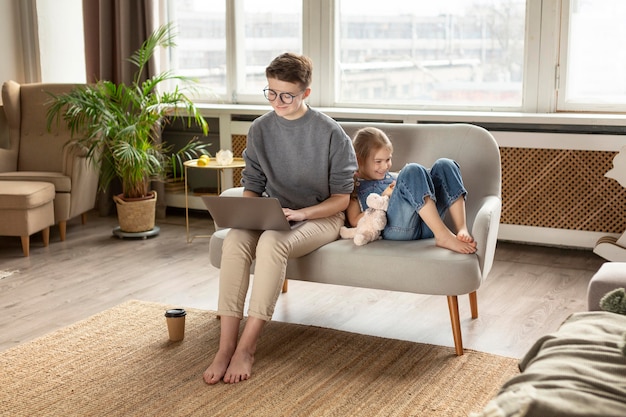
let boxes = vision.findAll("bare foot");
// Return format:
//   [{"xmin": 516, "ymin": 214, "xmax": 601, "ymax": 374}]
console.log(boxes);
[
  {"xmin": 203, "ymin": 349, "xmax": 233, "ymax": 385},
  {"xmin": 456, "ymin": 227, "xmax": 474, "ymax": 244},
  {"xmin": 436, "ymin": 231, "xmax": 477, "ymax": 254},
  {"xmin": 223, "ymin": 349, "xmax": 255, "ymax": 384}
]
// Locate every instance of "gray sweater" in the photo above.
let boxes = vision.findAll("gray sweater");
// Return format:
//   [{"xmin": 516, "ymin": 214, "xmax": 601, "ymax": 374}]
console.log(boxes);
[{"xmin": 242, "ymin": 107, "xmax": 357, "ymax": 209}]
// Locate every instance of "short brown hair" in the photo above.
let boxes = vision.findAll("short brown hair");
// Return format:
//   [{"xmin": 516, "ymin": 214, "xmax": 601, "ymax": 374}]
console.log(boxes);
[
  {"xmin": 266, "ymin": 52, "xmax": 313, "ymax": 88},
  {"xmin": 352, "ymin": 127, "xmax": 393, "ymax": 165}
]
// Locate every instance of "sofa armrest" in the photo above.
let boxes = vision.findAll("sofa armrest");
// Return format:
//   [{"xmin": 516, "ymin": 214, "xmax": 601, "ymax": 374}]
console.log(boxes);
[
  {"xmin": 213, "ymin": 187, "xmax": 245, "ymax": 231},
  {"xmin": 1, "ymin": 82, "xmax": 20, "ymax": 172},
  {"xmin": 220, "ymin": 187, "xmax": 245, "ymax": 197},
  {"xmin": 587, "ymin": 262, "xmax": 626, "ymax": 311},
  {"xmin": 0, "ymin": 148, "xmax": 18, "ymax": 172},
  {"xmin": 471, "ymin": 195, "xmax": 502, "ymax": 280},
  {"xmin": 67, "ymin": 154, "xmax": 99, "ymax": 217},
  {"xmin": 1, "ymin": 81, "xmax": 21, "ymax": 129}
]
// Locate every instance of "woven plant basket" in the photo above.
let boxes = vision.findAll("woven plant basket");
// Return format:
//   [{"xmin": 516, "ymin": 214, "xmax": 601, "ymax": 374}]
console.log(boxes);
[{"xmin": 113, "ymin": 191, "xmax": 157, "ymax": 233}]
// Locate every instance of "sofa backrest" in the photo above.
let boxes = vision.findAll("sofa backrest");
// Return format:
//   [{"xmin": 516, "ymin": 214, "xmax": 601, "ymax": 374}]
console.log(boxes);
[
  {"xmin": 339, "ymin": 122, "xmax": 501, "ymax": 225},
  {"xmin": 3, "ymin": 81, "xmax": 78, "ymax": 173}
]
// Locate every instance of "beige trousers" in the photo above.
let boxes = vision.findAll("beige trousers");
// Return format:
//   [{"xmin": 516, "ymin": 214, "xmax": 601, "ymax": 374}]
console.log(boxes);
[{"xmin": 217, "ymin": 212, "xmax": 345, "ymax": 321}]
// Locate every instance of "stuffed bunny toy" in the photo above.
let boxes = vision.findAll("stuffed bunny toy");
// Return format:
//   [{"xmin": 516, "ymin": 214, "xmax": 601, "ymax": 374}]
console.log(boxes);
[{"xmin": 340, "ymin": 193, "xmax": 389, "ymax": 246}]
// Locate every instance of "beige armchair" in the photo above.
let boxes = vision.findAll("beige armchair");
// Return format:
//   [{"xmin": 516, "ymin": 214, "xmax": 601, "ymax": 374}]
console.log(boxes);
[{"xmin": 0, "ymin": 81, "xmax": 99, "ymax": 240}]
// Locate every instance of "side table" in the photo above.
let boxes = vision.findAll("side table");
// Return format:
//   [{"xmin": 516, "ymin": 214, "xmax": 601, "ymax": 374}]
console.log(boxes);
[{"xmin": 183, "ymin": 157, "xmax": 246, "ymax": 242}]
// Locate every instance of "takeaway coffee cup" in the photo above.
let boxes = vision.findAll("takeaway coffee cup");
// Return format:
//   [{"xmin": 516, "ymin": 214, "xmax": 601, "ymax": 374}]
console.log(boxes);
[{"xmin": 165, "ymin": 308, "xmax": 186, "ymax": 342}]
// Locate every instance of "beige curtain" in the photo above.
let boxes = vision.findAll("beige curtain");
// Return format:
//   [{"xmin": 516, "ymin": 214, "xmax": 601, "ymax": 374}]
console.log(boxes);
[
  {"xmin": 82, "ymin": 0, "xmax": 156, "ymax": 84},
  {"xmin": 82, "ymin": 0, "xmax": 166, "ymax": 219}
]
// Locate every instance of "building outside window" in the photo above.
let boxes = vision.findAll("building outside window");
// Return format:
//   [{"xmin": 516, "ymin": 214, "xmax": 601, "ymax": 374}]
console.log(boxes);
[{"xmin": 337, "ymin": 0, "xmax": 525, "ymax": 109}]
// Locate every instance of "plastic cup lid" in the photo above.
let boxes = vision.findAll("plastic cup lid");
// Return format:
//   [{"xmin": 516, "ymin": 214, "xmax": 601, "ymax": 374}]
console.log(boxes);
[{"xmin": 165, "ymin": 308, "xmax": 186, "ymax": 318}]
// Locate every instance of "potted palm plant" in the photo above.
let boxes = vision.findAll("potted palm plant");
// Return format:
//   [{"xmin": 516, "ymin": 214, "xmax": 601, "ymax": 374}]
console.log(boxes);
[{"xmin": 46, "ymin": 23, "xmax": 209, "ymax": 234}]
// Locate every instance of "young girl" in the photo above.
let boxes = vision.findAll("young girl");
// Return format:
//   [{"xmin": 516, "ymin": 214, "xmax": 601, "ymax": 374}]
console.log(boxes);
[{"xmin": 346, "ymin": 127, "xmax": 477, "ymax": 254}]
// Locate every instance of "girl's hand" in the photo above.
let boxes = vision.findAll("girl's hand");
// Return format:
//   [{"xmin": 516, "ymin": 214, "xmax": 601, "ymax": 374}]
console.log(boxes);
[{"xmin": 382, "ymin": 181, "xmax": 396, "ymax": 197}]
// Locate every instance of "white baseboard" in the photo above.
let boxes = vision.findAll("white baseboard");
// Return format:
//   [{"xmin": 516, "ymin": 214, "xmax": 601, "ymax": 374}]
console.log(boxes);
[{"xmin": 497, "ymin": 224, "xmax": 619, "ymax": 250}]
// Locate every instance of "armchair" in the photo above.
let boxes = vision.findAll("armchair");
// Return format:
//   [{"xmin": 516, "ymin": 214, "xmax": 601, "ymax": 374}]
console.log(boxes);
[{"xmin": 0, "ymin": 81, "xmax": 99, "ymax": 240}]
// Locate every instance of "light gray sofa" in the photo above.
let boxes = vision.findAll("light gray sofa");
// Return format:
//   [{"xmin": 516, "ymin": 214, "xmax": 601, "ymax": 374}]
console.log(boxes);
[
  {"xmin": 208, "ymin": 122, "xmax": 502, "ymax": 355},
  {"xmin": 471, "ymin": 263, "xmax": 626, "ymax": 417}
]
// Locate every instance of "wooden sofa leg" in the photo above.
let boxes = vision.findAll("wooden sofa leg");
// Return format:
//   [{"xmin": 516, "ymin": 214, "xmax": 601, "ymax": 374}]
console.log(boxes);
[
  {"xmin": 59, "ymin": 221, "xmax": 67, "ymax": 241},
  {"xmin": 447, "ymin": 295, "xmax": 464, "ymax": 356},
  {"xmin": 469, "ymin": 291, "xmax": 478, "ymax": 319},
  {"xmin": 20, "ymin": 236, "xmax": 30, "ymax": 257},
  {"xmin": 42, "ymin": 226, "xmax": 50, "ymax": 247},
  {"xmin": 81, "ymin": 212, "xmax": 88, "ymax": 225},
  {"xmin": 282, "ymin": 279, "xmax": 289, "ymax": 293}
]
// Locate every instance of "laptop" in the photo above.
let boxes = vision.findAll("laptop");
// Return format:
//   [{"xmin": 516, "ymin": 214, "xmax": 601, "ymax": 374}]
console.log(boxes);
[{"xmin": 201, "ymin": 195, "xmax": 305, "ymax": 231}]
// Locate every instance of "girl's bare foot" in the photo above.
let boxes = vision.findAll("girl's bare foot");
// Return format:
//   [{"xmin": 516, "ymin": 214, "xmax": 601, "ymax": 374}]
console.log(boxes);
[
  {"xmin": 436, "ymin": 231, "xmax": 477, "ymax": 254},
  {"xmin": 223, "ymin": 349, "xmax": 255, "ymax": 383},
  {"xmin": 203, "ymin": 349, "xmax": 233, "ymax": 385},
  {"xmin": 456, "ymin": 227, "xmax": 474, "ymax": 244}
]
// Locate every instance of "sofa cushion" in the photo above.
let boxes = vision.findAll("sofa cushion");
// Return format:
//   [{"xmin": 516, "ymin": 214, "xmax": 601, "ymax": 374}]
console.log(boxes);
[
  {"xmin": 0, "ymin": 181, "xmax": 55, "ymax": 210},
  {"xmin": 0, "ymin": 172, "xmax": 71, "ymax": 192},
  {"xmin": 209, "ymin": 228, "xmax": 482, "ymax": 295},
  {"xmin": 471, "ymin": 312, "xmax": 626, "ymax": 417}
]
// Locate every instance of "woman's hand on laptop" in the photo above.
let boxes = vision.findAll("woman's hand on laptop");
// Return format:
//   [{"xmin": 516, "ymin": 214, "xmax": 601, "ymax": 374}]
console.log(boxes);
[
  {"xmin": 282, "ymin": 194, "xmax": 349, "ymax": 222},
  {"xmin": 283, "ymin": 208, "xmax": 306, "ymax": 222}
]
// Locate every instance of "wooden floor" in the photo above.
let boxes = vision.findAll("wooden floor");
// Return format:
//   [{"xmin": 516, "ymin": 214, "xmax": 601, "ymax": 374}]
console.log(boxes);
[{"xmin": 0, "ymin": 208, "xmax": 606, "ymax": 358}]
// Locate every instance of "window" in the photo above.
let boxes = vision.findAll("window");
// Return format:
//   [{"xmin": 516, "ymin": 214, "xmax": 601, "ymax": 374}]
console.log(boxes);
[
  {"xmin": 337, "ymin": 0, "xmax": 526, "ymax": 109},
  {"xmin": 167, "ymin": 0, "xmax": 227, "ymax": 97},
  {"xmin": 558, "ymin": 0, "xmax": 626, "ymax": 111},
  {"xmin": 163, "ymin": 0, "xmax": 626, "ymax": 114},
  {"xmin": 167, "ymin": 0, "xmax": 301, "ymax": 102},
  {"xmin": 37, "ymin": 0, "xmax": 86, "ymax": 83},
  {"xmin": 241, "ymin": 0, "xmax": 302, "ymax": 95}
]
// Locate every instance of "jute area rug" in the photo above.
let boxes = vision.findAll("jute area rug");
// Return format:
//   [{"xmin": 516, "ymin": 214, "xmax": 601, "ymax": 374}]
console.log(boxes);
[{"xmin": 0, "ymin": 300, "xmax": 519, "ymax": 417}]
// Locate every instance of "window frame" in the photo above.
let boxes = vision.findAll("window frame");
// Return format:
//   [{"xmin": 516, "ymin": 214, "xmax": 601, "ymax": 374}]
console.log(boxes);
[
  {"xmin": 161, "ymin": 0, "xmax": 626, "ymax": 115},
  {"xmin": 555, "ymin": 0, "xmax": 626, "ymax": 112}
]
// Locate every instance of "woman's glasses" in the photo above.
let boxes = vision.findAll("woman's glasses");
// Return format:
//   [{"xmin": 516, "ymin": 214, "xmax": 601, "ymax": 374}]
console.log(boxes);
[{"xmin": 263, "ymin": 87, "xmax": 305, "ymax": 104}]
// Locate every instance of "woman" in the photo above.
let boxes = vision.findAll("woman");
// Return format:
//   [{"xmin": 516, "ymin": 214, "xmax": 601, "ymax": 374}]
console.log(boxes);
[{"xmin": 203, "ymin": 52, "xmax": 357, "ymax": 384}]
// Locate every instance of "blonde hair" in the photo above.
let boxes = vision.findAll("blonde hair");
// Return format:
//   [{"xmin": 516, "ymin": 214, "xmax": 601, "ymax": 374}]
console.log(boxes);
[{"xmin": 352, "ymin": 127, "xmax": 393, "ymax": 166}]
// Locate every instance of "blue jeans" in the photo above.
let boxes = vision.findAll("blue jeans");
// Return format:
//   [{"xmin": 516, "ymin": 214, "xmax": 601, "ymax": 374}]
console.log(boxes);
[{"xmin": 382, "ymin": 159, "xmax": 467, "ymax": 240}]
